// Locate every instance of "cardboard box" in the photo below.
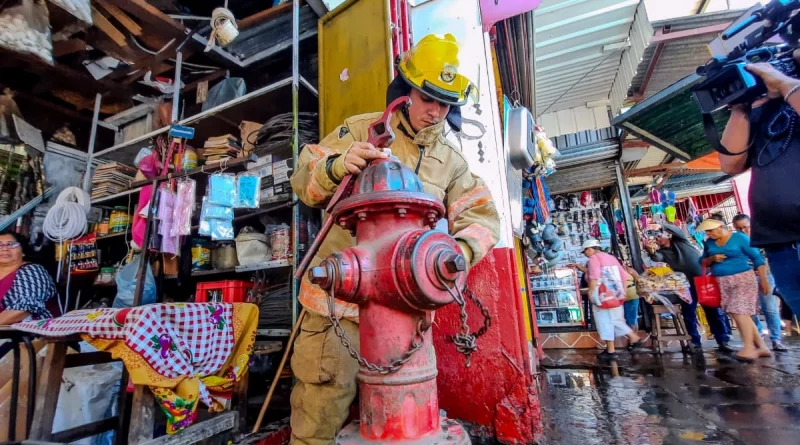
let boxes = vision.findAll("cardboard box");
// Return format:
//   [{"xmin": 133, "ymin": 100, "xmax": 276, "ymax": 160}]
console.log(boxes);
[{"xmin": 240, "ymin": 121, "xmax": 262, "ymax": 153}]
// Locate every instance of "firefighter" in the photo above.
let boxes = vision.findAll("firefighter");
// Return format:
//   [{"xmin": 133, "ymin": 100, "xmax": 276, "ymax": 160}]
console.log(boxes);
[{"xmin": 289, "ymin": 33, "xmax": 500, "ymax": 445}]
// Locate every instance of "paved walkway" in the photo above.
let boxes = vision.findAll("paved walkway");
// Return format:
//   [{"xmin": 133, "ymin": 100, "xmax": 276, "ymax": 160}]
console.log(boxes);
[{"xmin": 539, "ymin": 337, "xmax": 800, "ymax": 445}]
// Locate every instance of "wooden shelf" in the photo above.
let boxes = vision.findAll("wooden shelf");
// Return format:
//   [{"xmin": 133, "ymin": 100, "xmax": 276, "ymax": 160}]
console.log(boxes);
[
  {"xmin": 535, "ymin": 305, "xmax": 580, "ymax": 310},
  {"xmin": 92, "ymin": 187, "xmax": 142, "ymax": 206},
  {"xmin": 94, "ymin": 76, "xmax": 317, "ymax": 165},
  {"xmin": 538, "ymin": 322, "xmax": 584, "ymax": 327},
  {"xmin": 96, "ymin": 231, "xmax": 129, "ymax": 242},
  {"xmin": 531, "ymin": 285, "xmax": 576, "ymax": 292},
  {"xmin": 191, "ymin": 259, "xmax": 291, "ymax": 277}
]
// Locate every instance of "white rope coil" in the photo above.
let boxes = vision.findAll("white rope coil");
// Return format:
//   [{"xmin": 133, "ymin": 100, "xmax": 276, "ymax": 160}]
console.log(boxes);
[{"xmin": 43, "ymin": 187, "xmax": 90, "ymax": 242}]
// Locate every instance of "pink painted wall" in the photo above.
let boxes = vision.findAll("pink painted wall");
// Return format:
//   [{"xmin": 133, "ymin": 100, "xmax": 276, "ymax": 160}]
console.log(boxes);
[
  {"xmin": 479, "ymin": 0, "xmax": 543, "ymax": 31},
  {"xmin": 732, "ymin": 172, "xmax": 752, "ymax": 216},
  {"xmin": 432, "ymin": 247, "xmax": 542, "ymax": 444}
]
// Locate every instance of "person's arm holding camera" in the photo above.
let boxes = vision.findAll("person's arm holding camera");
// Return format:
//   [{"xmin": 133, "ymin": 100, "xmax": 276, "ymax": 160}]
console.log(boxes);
[{"xmin": 719, "ymin": 55, "xmax": 800, "ymax": 175}]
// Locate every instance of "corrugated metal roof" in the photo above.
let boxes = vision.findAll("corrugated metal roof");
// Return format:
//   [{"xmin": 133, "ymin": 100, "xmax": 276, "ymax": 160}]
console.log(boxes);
[
  {"xmin": 627, "ymin": 9, "xmax": 744, "ymax": 99},
  {"xmin": 547, "ymin": 160, "xmax": 619, "ymax": 194},
  {"xmin": 534, "ymin": 0, "xmax": 652, "ymax": 117},
  {"xmin": 545, "ymin": 127, "xmax": 621, "ymax": 194}
]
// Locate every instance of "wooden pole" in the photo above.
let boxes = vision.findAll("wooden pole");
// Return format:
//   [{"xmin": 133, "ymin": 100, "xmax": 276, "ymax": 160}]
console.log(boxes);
[{"xmin": 251, "ymin": 307, "xmax": 307, "ymax": 433}]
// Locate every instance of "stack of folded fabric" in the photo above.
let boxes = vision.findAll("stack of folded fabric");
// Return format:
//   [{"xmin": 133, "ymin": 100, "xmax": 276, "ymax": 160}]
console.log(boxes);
[
  {"xmin": 198, "ymin": 134, "xmax": 242, "ymax": 164},
  {"xmin": 91, "ymin": 162, "xmax": 137, "ymax": 200}
]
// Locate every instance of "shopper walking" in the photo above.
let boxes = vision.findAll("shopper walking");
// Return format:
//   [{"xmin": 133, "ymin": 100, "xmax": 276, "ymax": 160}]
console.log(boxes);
[
  {"xmin": 732, "ymin": 214, "xmax": 788, "ymax": 351},
  {"xmin": 646, "ymin": 223, "xmax": 733, "ymax": 352},
  {"xmin": 698, "ymin": 218, "xmax": 771, "ymax": 361},
  {"xmin": 582, "ymin": 240, "xmax": 643, "ymax": 360}
]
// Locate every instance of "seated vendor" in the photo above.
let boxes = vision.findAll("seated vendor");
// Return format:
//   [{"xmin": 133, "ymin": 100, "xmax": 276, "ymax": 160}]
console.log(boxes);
[{"xmin": 0, "ymin": 229, "xmax": 59, "ymax": 324}]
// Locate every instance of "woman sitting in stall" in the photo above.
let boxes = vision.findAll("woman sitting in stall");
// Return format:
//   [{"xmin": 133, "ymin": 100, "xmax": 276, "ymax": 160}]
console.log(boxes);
[
  {"xmin": 0, "ymin": 228, "xmax": 59, "ymax": 440},
  {"xmin": 0, "ymin": 229, "xmax": 59, "ymax": 324}
]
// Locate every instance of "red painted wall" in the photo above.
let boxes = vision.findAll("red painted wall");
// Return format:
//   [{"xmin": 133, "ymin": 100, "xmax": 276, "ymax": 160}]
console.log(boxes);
[{"xmin": 432, "ymin": 247, "xmax": 542, "ymax": 444}]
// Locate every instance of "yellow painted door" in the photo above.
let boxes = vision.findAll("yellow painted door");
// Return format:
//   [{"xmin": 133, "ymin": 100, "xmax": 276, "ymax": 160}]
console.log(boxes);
[{"xmin": 318, "ymin": 0, "xmax": 394, "ymax": 136}]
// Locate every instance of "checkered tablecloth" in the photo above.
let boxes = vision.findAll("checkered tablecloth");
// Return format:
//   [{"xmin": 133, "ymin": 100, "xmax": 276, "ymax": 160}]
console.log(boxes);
[{"xmin": 14, "ymin": 303, "xmax": 235, "ymax": 379}]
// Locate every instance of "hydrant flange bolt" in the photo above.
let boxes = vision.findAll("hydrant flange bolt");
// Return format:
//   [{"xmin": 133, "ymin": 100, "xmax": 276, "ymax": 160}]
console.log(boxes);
[{"xmin": 444, "ymin": 254, "xmax": 466, "ymax": 273}]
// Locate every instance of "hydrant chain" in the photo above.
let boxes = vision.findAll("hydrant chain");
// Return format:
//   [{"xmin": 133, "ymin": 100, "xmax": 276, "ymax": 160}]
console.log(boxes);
[
  {"xmin": 326, "ymin": 279, "xmax": 428, "ymax": 375},
  {"xmin": 444, "ymin": 283, "xmax": 493, "ymax": 367}
]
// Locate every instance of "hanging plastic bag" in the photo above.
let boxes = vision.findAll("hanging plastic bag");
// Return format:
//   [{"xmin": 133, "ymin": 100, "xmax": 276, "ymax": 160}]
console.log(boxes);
[
  {"xmin": 198, "ymin": 197, "xmax": 211, "ymax": 236},
  {"xmin": 201, "ymin": 78, "xmax": 246, "ymax": 111},
  {"xmin": 208, "ymin": 173, "xmax": 237, "ymax": 207},
  {"xmin": 171, "ymin": 179, "xmax": 196, "ymax": 236},
  {"xmin": 113, "ymin": 254, "xmax": 156, "ymax": 308},
  {"xmin": 210, "ymin": 219, "xmax": 234, "ymax": 241},
  {"xmin": 236, "ymin": 174, "xmax": 260, "ymax": 208}
]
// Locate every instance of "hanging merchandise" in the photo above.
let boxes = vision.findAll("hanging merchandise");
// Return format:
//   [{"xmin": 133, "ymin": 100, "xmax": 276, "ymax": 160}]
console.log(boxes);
[
  {"xmin": 236, "ymin": 174, "xmax": 260, "ymax": 208},
  {"xmin": 649, "ymin": 189, "xmax": 661, "ymax": 204},
  {"xmin": 665, "ymin": 206, "xmax": 677, "ymax": 223},
  {"xmin": 208, "ymin": 173, "xmax": 237, "ymax": 207},
  {"xmin": 639, "ymin": 213, "xmax": 648, "ymax": 230},
  {"xmin": 156, "ymin": 188, "xmax": 177, "ymax": 255},
  {"xmin": 210, "ymin": 219, "xmax": 234, "ymax": 241},
  {"xmin": 67, "ymin": 234, "xmax": 98, "ymax": 276},
  {"xmin": 580, "ymin": 191, "xmax": 593, "ymax": 207},
  {"xmin": 198, "ymin": 197, "xmax": 211, "ymax": 236},
  {"xmin": 204, "ymin": 7, "xmax": 239, "ymax": 52},
  {"xmin": 634, "ymin": 204, "xmax": 643, "ymax": 221},
  {"xmin": 171, "ymin": 179, "xmax": 196, "ymax": 237},
  {"xmin": 532, "ymin": 125, "xmax": 559, "ymax": 176},
  {"xmin": 614, "ymin": 208, "xmax": 624, "ymax": 222}
]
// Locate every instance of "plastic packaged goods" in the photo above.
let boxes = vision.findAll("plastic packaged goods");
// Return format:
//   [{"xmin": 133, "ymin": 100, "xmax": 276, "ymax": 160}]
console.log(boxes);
[
  {"xmin": 171, "ymin": 179, "xmax": 196, "ymax": 236},
  {"xmin": 208, "ymin": 173, "xmax": 237, "ymax": 207},
  {"xmin": 198, "ymin": 197, "xmax": 211, "ymax": 236},
  {"xmin": 205, "ymin": 202, "xmax": 234, "ymax": 220},
  {"xmin": 236, "ymin": 174, "xmax": 260, "ymax": 208},
  {"xmin": 270, "ymin": 224, "xmax": 290, "ymax": 260},
  {"xmin": 210, "ymin": 218, "xmax": 234, "ymax": 241}
]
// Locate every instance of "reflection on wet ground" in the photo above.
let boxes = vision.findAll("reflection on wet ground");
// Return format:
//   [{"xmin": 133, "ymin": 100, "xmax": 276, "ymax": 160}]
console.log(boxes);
[{"xmin": 539, "ymin": 337, "xmax": 800, "ymax": 444}]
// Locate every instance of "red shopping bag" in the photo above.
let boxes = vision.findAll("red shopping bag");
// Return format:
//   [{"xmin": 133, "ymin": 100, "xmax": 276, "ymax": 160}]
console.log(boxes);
[{"xmin": 694, "ymin": 265, "xmax": 721, "ymax": 308}]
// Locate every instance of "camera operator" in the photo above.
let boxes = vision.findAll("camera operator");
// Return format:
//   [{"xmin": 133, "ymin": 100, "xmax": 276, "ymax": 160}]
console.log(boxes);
[{"xmin": 719, "ymin": 59, "xmax": 800, "ymax": 318}]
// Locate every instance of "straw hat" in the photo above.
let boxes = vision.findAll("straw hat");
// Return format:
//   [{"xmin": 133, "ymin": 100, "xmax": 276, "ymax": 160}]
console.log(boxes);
[{"xmin": 696, "ymin": 218, "xmax": 724, "ymax": 232}]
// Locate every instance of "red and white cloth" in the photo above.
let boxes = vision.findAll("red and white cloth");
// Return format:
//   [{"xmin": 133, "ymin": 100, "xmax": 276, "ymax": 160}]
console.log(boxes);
[{"xmin": 14, "ymin": 303, "xmax": 235, "ymax": 378}]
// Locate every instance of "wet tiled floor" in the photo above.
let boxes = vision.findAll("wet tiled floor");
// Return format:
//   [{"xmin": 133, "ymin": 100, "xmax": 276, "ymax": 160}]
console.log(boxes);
[{"xmin": 539, "ymin": 337, "xmax": 800, "ymax": 444}]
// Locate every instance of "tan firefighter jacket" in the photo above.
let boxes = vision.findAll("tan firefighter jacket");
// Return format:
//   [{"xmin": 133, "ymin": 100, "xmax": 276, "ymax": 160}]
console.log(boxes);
[{"xmin": 290, "ymin": 110, "xmax": 500, "ymax": 321}]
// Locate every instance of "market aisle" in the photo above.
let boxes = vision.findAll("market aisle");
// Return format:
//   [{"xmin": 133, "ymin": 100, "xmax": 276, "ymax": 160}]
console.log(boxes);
[{"xmin": 539, "ymin": 338, "xmax": 800, "ymax": 445}]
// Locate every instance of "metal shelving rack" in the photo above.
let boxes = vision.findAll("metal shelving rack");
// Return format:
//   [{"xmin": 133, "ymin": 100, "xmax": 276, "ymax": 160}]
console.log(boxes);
[{"xmin": 83, "ymin": 0, "xmax": 313, "ymax": 325}]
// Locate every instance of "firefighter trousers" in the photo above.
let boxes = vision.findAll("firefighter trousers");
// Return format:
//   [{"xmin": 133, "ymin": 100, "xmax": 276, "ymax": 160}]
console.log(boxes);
[{"xmin": 290, "ymin": 311, "xmax": 359, "ymax": 445}]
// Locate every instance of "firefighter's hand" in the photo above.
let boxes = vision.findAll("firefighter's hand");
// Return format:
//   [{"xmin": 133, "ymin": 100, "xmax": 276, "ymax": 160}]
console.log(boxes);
[
  {"xmin": 329, "ymin": 142, "xmax": 389, "ymax": 181},
  {"xmin": 746, "ymin": 63, "xmax": 800, "ymax": 99}
]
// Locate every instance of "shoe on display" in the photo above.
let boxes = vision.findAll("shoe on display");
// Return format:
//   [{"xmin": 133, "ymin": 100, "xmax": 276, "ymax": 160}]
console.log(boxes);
[
  {"xmin": 717, "ymin": 343, "xmax": 735, "ymax": 353},
  {"xmin": 596, "ymin": 351, "xmax": 618, "ymax": 361},
  {"xmin": 772, "ymin": 341, "xmax": 789, "ymax": 352}
]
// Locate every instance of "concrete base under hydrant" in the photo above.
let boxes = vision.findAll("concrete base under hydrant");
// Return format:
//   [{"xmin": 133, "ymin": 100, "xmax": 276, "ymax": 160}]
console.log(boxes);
[{"xmin": 336, "ymin": 418, "xmax": 471, "ymax": 445}]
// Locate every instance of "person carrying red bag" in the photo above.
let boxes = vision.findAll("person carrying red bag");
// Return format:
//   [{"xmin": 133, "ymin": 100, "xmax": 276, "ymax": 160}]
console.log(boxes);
[{"xmin": 699, "ymin": 218, "xmax": 772, "ymax": 362}]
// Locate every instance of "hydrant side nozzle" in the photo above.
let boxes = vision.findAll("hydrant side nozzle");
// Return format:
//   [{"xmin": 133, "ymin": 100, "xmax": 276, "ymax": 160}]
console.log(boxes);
[
  {"xmin": 308, "ymin": 264, "xmax": 331, "ymax": 289},
  {"xmin": 444, "ymin": 254, "xmax": 467, "ymax": 273}
]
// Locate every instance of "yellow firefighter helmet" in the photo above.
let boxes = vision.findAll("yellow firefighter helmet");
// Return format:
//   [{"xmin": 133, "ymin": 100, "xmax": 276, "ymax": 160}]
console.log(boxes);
[{"xmin": 396, "ymin": 33, "xmax": 479, "ymax": 106}]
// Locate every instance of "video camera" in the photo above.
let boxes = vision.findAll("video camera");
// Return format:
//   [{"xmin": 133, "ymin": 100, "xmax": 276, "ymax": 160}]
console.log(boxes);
[{"xmin": 693, "ymin": 0, "xmax": 800, "ymax": 154}]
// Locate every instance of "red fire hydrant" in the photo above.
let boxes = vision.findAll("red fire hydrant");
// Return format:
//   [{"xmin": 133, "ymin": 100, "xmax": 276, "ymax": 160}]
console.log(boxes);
[{"xmin": 309, "ymin": 155, "xmax": 471, "ymax": 445}]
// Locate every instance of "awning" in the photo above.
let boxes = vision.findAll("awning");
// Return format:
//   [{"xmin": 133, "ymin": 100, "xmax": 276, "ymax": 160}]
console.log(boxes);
[
  {"xmin": 533, "ymin": 0, "xmax": 652, "ymax": 117},
  {"xmin": 611, "ymin": 74, "xmax": 729, "ymax": 161}
]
